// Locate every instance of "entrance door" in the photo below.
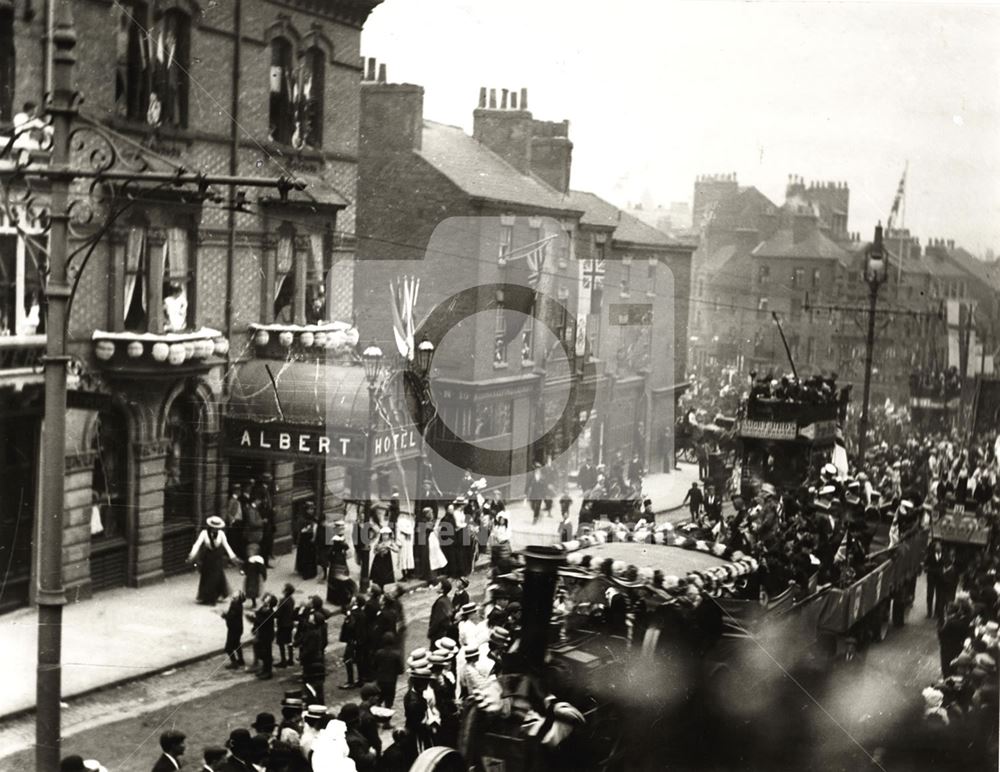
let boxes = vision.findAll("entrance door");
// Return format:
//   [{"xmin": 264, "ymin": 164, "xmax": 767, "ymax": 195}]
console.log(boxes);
[
  {"xmin": 163, "ymin": 393, "xmax": 202, "ymax": 576},
  {"xmin": 0, "ymin": 412, "xmax": 38, "ymax": 613},
  {"xmin": 91, "ymin": 407, "xmax": 129, "ymax": 591}
]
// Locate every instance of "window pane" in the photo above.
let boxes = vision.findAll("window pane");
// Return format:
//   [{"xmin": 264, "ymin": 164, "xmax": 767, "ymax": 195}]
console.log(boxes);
[
  {"xmin": 269, "ymin": 38, "xmax": 294, "ymax": 144},
  {"xmin": 303, "ymin": 48, "xmax": 325, "ymax": 148}
]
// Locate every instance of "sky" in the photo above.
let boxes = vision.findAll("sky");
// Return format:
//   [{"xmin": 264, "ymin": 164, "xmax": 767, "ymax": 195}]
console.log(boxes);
[{"xmin": 362, "ymin": 0, "xmax": 1000, "ymax": 257}]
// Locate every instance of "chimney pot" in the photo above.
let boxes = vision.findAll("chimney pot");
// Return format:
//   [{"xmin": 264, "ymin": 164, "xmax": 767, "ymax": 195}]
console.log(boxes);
[
  {"xmin": 501, "ymin": 88, "xmax": 509, "ymax": 109},
  {"xmin": 366, "ymin": 57, "xmax": 376, "ymax": 81},
  {"xmin": 511, "ymin": 91, "xmax": 518, "ymax": 109},
  {"xmin": 489, "ymin": 88, "xmax": 497, "ymax": 109},
  {"xmin": 478, "ymin": 87, "xmax": 487, "ymax": 109},
  {"xmin": 520, "ymin": 87, "xmax": 528, "ymax": 110},
  {"xmin": 378, "ymin": 63, "xmax": 386, "ymax": 83}
]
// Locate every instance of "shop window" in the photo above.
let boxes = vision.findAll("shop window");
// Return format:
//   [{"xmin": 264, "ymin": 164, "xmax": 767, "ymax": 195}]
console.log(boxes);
[
  {"xmin": 269, "ymin": 37, "xmax": 295, "ymax": 145},
  {"xmin": 150, "ymin": 8, "xmax": 191, "ymax": 129},
  {"xmin": 164, "ymin": 393, "xmax": 200, "ymax": 523},
  {"xmin": 0, "ymin": 228, "xmax": 44, "ymax": 336},
  {"xmin": 91, "ymin": 408, "xmax": 129, "ymax": 541},
  {"xmin": 474, "ymin": 400, "xmax": 513, "ymax": 439},
  {"xmin": 0, "ymin": 7, "xmax": 13, "ymax": 123},
  {"xmin": 115, "ymin": 1, "xmax": 150, "ymax": 123},
  {"xmin": 301, "ymin": 46, "xmax": 325, "ymax": 149}
]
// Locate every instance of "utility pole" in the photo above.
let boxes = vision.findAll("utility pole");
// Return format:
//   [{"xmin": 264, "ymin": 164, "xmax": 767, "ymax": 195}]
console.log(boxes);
[
  {"xmin": 857, "ymin": 224, "xmax": 886, "ymax": 466},
  {"xmin": 35, "ymin": 6, "xmax": 75, "ymax": 769},
  {"xmin": 0, "ymin": 3, "xmax": 302, "ymax": 766}
]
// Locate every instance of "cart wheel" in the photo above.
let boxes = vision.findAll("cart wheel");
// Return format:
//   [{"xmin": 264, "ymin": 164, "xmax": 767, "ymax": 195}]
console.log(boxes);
[{"xmin": 410, "ymin": 747, "xmax": 465, "ymax": 772}]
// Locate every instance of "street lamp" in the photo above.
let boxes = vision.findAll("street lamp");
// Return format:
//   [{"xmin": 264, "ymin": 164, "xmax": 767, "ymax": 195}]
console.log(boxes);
[
  {"xmin": 359, "ymin": 343, "xmax": 382, "ymax": 592},
  {"xmin": 857, "ymin": 222, "xmax": 887, "ymax": 466},
  {"xmin": 416, "ymin": 338, "xmax": 435, "ymax": 376}
]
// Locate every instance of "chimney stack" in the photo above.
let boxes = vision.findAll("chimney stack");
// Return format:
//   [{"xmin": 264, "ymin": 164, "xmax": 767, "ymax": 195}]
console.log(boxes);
[
  {"xmin": 478, "ymin": 87, "xmax": 486, "ymax": 109},
  {"xmin": 520, "ymin": 88, "xmax": 528, "ymax": 110},
  {"xmin": 489, "ymin": 88, "xmax": 497, "ymax": 108},
  {"xmin": 510, "ymin": 91, "xmax": 518, "ymax": 110},
  {"xmin": 366, "ymin": 57, "xmax": 376, "ymax": 81},
  {"xmin": 377, "ymin": 63, "xmax": 386, "ymax": 83},
  {"xmin": 501, "ymin": 88, "xmax": 509, "ymax": 109}
]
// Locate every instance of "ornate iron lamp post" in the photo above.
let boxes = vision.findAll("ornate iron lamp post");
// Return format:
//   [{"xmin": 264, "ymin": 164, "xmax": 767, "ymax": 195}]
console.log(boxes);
[{"xmin": 0, "ymin": 3, "xmax": 302, "ymax": 766}]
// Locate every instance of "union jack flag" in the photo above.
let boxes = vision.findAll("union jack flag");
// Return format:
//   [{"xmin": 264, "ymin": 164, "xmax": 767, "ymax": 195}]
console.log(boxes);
[
  {"xmin": 582, "ymin": 257, "xmax": 606, "ymax": 290},
  {"xmin": 526, "ymin": 242, "xmax": 547, "ymax": 288}
]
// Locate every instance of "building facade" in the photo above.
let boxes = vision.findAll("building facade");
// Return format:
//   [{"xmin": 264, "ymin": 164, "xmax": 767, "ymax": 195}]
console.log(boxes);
[
  {"xmin": 356, "ymin": 73, "xmax": 694, "ymax": 496},
  {"xmin": 0, "ymin": 0, "xmax": 379, "ymax": 610}
]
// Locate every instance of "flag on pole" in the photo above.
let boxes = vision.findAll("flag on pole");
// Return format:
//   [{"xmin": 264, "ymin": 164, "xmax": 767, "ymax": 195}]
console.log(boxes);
[
  {"xmin": 582, "ymin": 256, "xmax": 606, "ymax": 314},
  {"xmin": 389, "ymin": 276, "xmax": 419, "ymax": 359},
  {"xmin": 886, "ymin": 167, "xmax": 906, "ymax": 232}
]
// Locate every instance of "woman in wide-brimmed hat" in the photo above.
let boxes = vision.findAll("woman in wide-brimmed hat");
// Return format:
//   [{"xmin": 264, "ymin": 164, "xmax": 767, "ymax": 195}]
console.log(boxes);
[
  {"xmin": 370, "ymin": 525, "xmax": 399, "ymax": 589},
  {"xmin": 187, "ymin": 515, "xmax": 239, "ymax": 604}
]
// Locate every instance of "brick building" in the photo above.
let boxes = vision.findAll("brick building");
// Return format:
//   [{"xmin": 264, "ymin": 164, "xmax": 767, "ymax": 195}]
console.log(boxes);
[
  {"xmin": 356, "ymin": 73, "xmax": 694, "ymax": 495},
  {"xmin": 691, "ymin": 173, "xmax": 998, "ymax": 406},
  {"xmin": 0, "ymin": 0, "xmax": 380, "ymax": 611}
]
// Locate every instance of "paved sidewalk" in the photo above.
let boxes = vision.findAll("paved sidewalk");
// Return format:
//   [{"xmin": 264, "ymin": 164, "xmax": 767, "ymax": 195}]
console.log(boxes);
[
  {"xmin": 0, "ymin": 555, "xmax": 395, "ymax": 721},
  {"xmin": 0, "ymin": 462, "xmax": 699, "ymax": 721}
]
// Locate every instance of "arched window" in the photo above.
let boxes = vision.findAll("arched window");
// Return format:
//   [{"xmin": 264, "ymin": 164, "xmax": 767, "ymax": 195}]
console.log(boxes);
[
  {"xmin": 302, "ymin": 46, "xmax": 325, "ymax": 148},
  {"xmin": 269, "ymin": 37, "xmax": 294, "ymax": 145}
]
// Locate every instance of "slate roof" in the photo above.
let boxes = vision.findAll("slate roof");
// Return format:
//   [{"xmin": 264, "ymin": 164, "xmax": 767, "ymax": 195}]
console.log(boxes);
[
  {"xmin": 753, "ymin": 228, "xmax": 850, "ymax": 267},
  {"xmin": 567, "ymin": 190, "xmax": 690, "ymax": 249},
  {"xmin": 418, "ymin": 120, "xmax": 579, "ymax": 214}
]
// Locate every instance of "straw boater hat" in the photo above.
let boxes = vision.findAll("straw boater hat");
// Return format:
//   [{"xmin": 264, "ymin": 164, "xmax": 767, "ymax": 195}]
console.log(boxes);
[
  {"xmin": 206, "ymin": 516, "xmax": 226, "ymax": 530},
  {"xmin": 460, "ymin": 602, "xmax": 478, "ymax": 619},
  {"xmin": 463, "ymin": 644, "xmax": 481, "ymax": 661},
  {"xmin": 304, "ymin": 705, "xmax": 328, "ymax": 721},
  {"xmin": 435, "ymin": 637, "xmax": 458, "ymax": 656}
]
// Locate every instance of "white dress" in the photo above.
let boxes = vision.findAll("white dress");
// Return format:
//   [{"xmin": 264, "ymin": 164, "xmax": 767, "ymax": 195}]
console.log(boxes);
[
  {"xmin": 396, "ymin": 512, "xmax": 415, "ymax": 572},
  {"xmin": 428, "ymin": 521, "xmax": 448, "ymax": 572}
]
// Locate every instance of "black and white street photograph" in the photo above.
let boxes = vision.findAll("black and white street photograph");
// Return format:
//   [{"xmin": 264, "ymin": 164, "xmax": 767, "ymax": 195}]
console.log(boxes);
[{"xmin": 0, "ymin": 0, "xmax": 999, "ymax": 770}]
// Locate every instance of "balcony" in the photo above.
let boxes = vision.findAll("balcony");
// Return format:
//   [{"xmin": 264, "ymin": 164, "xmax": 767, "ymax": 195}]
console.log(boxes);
[
  {"xmin": 91, "ymin": 328, "xmax": 229, "ymax": 378},
  {"xmin": 249, "ymin": 322, "xmax": 360, "ymax": 361}
]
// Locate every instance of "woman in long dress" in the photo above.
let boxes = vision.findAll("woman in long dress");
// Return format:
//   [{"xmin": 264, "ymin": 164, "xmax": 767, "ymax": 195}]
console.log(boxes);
[
  {"xmin": 326, "ymin": 525, "xmax": 355, "ymax": 611},
  {"xmin": 396, "ymin": 504, "xmax": 416, "ymax": 580},
  {"xmin": 369, "ymin": 526, "xmax": 399, "ymax": 589},
  {"xmin": 187, "ymin": 516, "xmax": 238, "ymax": 604},
  {"xmin": 428, "ymin": 512, "xmax": 449, "ymax": 576},
  {"xmin": 296, "ymin": 515, "xmax": 319, "ymax": 580}
]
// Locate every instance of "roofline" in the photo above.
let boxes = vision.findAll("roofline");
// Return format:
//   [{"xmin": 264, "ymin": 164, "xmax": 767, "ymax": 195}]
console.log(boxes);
[
  {"xmin": 613, "ymin": 238, "xmax": 697, "ymax": 254},
  {"xmin": 469, "ymin": 196, "xmax": 584, "ymax": 219}
]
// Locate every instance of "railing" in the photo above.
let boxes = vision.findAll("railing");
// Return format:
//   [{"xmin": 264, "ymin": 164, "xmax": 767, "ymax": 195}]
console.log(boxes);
[{"xmin": 0, "ymin": 334, "xmax": 46, "ymax": 371}]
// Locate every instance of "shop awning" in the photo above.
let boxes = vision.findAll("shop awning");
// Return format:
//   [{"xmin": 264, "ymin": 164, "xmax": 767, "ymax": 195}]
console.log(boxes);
[{"xmin": 224, "ymin": 359, "xmax": 421, "ymax": 465}]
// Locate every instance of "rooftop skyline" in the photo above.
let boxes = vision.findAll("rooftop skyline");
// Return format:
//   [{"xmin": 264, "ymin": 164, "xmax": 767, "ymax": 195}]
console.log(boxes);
[{"xmin": 363, "ymin": 0, "xmax": 1000, "ymax": 256}]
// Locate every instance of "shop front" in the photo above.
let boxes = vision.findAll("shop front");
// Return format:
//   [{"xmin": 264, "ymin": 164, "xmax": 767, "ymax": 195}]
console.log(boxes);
[{"xmin": 224, "ymin": 360, "xmax": 423, "ymax": 540}]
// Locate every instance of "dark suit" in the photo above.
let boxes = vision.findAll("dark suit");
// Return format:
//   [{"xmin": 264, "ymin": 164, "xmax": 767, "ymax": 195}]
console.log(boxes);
[
  {"xmin": 151, "ymin": 754, "xmax": 181, "ymax": 772},
  {"xmin": 427, "ymin": 593, "xmax": 453, "ymax": 643}
]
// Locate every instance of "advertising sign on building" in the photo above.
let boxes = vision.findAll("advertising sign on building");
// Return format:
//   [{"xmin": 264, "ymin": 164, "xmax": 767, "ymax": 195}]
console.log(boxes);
[{"xmin": 736, "ymin": 419, "xmax": 798, "ymax": 440}]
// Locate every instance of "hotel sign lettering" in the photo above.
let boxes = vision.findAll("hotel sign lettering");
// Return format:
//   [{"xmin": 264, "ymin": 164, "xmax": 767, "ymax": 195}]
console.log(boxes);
[{"xmin": 223, "ymin": 419, "xmax": 421, "ymax": 464}]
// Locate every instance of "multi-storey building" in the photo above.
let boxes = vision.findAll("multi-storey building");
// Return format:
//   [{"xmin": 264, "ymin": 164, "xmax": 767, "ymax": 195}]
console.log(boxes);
[
  {"xmin": 0, "ymin": 0, "xmax": 380, "ymax": 611},
  {"xmin": 356, "ymin": 72, "xmax": 694, "ymax": 495},
  {"xmin": 691, "ymin": 172, "xmax": 998, "ymax": 406}
]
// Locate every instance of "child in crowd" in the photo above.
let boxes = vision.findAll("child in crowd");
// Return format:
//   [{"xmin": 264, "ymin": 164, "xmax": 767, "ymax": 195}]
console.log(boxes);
[
  {"xmin": 221, "ymin": 591, "xmax": 246, "ymax": 670},
  {"xmin": 243, "ymin": 545, "xmax": 267, "ymax": 607}
]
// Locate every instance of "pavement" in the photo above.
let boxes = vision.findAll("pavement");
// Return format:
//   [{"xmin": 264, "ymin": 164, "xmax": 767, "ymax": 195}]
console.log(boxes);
[{"xmin": 0, "ymin": 463, "xmax": 699, "ymax": 722}]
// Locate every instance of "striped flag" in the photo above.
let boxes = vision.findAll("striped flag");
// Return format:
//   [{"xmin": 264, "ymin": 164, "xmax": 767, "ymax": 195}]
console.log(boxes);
[{"xmin": 886, "ymin": 166, "xmax": 906, "ymax": 232}]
